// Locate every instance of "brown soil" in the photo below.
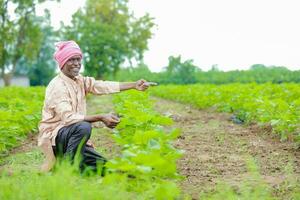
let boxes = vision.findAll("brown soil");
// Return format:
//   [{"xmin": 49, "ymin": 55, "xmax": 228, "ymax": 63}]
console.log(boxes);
[{"xmin": 153, "ymin": 97, "xmax": 300, "ymax": 199}]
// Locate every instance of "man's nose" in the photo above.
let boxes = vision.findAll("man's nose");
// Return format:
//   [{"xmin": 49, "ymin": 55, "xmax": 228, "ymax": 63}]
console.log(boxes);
[{"xmin": 73, "ymin": 61, "xmax": 80, "ymax": 66}]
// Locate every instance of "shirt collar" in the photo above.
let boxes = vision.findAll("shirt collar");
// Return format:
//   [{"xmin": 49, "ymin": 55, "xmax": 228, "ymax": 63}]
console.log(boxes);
[{"xmin": 59, "ymin": 72, "xmax": 80, "ymax": 84}]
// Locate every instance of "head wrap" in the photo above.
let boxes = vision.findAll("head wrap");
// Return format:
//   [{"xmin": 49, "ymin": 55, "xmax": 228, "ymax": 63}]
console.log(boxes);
[{"xmin": 53, "ymin": 40, "xmax": 83, "ymax": 69}]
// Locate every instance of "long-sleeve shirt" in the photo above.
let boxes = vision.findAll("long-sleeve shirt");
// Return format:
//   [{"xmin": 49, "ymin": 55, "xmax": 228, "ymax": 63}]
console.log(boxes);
[{"xmin": 38, "ymin": 72, "xmax": 120, "ymax": 151}]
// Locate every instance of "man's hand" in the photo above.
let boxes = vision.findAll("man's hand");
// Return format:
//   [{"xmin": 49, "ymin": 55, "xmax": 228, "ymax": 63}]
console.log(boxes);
[
  {"xmin": 100, "ymin": 113, "xmax": 120, "ymax": 129},
  {"xmin": 135, "ymin": 79, "xmax": 149, "ymax": 91},
  {"xmin": 119, "ymin": 80, "xmax": 157, "ymax": 91}
]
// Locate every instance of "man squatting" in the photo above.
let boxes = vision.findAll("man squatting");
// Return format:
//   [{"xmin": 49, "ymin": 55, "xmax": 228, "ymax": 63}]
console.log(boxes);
[{"xmin": 38, "ymin": 40, "xmax": 150, "ymax": 173}]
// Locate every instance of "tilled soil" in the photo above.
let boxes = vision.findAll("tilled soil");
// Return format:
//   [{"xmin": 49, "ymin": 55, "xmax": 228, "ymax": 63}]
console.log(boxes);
[{"xmin": 153, "ymin": 97, "xmax": 300, "ymax": 199}]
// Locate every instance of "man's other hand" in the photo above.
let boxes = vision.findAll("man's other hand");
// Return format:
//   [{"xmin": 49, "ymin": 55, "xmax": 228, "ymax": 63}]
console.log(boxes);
[{"xmin": 101, "ymin": 113, "xmax": 120, "ymax": 129}]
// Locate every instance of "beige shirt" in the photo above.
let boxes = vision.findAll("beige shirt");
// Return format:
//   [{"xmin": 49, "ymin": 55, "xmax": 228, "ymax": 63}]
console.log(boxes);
[{"xmin": 38, "ymin": 72, "xmax": 120, "ymax": 147}]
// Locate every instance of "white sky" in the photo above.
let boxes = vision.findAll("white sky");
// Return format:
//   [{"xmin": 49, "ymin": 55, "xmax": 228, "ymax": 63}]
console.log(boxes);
[{"xmin": 36, "ymin": 0, "xmax": 300, "ymax": 72}]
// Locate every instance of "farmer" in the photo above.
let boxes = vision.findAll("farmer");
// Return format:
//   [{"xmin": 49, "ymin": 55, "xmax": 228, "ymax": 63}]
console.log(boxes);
[{"xmin": 38, "ymin": 40, "xmax": 150, "ymax": 173}]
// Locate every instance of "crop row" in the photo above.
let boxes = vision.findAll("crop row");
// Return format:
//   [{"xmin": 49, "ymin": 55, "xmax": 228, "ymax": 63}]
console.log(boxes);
[
  {"xmin": 105, "ymin": 90, "xmax": 183, "ymax": 199},
  {"xmin": 150, "ymin": 83, "xmax": 300, "ymax": 143},
  {"xmin": 0, "ymin": 87, "xmax": 44, "ymax": 156}
]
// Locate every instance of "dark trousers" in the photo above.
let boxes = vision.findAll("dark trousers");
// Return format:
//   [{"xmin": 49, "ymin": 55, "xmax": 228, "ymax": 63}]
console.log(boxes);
[{"xmin": 52, "ymin": 121, "xmax": 107, "ymax": 174}]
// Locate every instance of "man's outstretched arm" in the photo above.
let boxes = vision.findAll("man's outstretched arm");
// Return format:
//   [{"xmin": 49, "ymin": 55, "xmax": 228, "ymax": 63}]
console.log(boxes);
[{"xmin": 84, "ymin": 76, "xmax": 157, "ymax": 95}]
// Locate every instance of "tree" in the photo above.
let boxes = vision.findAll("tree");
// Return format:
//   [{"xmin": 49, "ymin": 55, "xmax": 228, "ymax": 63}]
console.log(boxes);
[
  {"xmin": 250, "ymin": 64, "xmax": 268, "ymax": 71},
  {"xmin": 209, "ymin": 64, "xmax": 219, "ymax": 72},
  {"xmin": 0, "ymin": 0, "xmax": 56, "ymax": 86},
  {"xmin": 15, "ymin": 10, "xmax": 57, "ymax": 86},
  {"xmin": 164, "ymin": 55, "xmax": 199, "ymax": 84},
  {"xmin": 62, "ymin": 0, "xmax": 154, "ymax": 79}
]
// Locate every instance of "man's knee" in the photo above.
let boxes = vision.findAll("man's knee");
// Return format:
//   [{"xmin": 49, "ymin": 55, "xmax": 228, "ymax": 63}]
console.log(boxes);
[{"xmin": 76, "ymin": 121, "xmax": 92, "ymax": 138}]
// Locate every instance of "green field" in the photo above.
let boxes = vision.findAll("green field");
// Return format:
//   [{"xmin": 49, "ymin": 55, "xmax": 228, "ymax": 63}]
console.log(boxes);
[{"xmin": 0, "ymin": 86, "xmax": 299, "ymax": 199}]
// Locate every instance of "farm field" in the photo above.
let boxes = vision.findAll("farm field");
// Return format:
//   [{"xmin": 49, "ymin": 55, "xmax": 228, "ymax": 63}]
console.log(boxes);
[
  {"xmin": 0, "ymin": 90, "xmax": 182, "ymax": 199},
  {"xmin": 151, "ymin": 83, "xmax": 300, "ymax": 143},
  {"xmin": 0, "ymin": 86, "xmax": 299, "ymax": 199},
  {"xmin": 0, "ymin": 87, "xmax": 45, "ymax": 156},
  {"xmin": 3, "ymin": 0, "xmax": 300, "ymax": 199}
]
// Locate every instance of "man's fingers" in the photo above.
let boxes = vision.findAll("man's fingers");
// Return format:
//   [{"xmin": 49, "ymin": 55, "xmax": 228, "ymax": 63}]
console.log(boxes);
[
  {"xmin": 109, "ymin": 122, "xmax": 118, "ymax": 127},
  {"xmin": 140, "ymin": 84, "xmax": 149, "ymax": 91},
  {"xmin": 137, "ymin": 79, "xmax": 146, "ymax": 86},
  {"xmin": 102, "ymin": 114, "xmax": 120, "ymax": 129},
  {"xmin": 141, "ymin": 82, "xmax": 157, "ymax": 88},
  {"xmin": 109, "ymin": 119, "xmax": 117, "ymax": 123},
  {"xmin": 111, "ymin": 115, "xmax": 120, "ymax": 122},
  {"xmin": 109, "ymin": 119, "xmax": 119, "ymax": 124},
  {"xmin": 107, "ymin": 118, "xmax": 119, "ymax": 127},
  {"xmin": 136, "ymin": 80, "xmax": 158, "ymax": 91},
  {"xmin": 108, "ymin": 123, "xmax": 117, "ymax": 129}
]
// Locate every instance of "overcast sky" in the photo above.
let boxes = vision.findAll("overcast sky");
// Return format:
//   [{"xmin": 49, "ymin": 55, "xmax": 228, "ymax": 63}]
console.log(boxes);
[{"xmin": 37, "ymin": 0, "xmax": 300, "ymax": 72}]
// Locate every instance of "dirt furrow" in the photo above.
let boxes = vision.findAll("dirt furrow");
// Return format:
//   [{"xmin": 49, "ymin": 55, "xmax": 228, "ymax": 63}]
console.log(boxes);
[{"xmin": 153, "ymin": 97, "xmax": 300, "ymax": 199}]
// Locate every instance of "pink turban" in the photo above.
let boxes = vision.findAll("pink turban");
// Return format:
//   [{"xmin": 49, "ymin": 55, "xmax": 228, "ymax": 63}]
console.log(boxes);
[{"xmin": 53, "ymin": 40, "xmax": 83, "ymax": 69}]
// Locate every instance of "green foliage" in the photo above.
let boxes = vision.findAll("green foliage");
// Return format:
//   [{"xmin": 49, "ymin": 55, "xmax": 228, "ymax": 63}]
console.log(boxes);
[
  {"xmin": 106, "ymin": 90, "xmax": 182, "ymax": 196},
  {"xmin": 62, "ymin": 0, "xmax": 155, "ymax": 79},
  {"xmin": 0, "ymin": 0, "xmax": 55, "ymax": 86},
  {"xmin": 15, "ymin": 9, "xmax": 57, "ymax": 86},
  {"xmin": 0, "ymin": 158, "xmax": 181, "ymax": 200},
  {"xmin": 0, "ymin": 86, "xmax": 44, "ymax": 156},
  {"xmin": 1, "ymin": 87, "xmax": 300, "ymax": 199},
  {"xmin": 0, "ymin": 89, "xmax": 182, "ymax": 199},
  {"xmin": 113, "ymin": 55, "xmax": 200, "ymax": 84},
  {"xmin": 113, "ymin": 63, "xmax": 300, "ymax": 85},
  {"xmin": 162, "ymin": 55, "xmax": 200, "ymax": 84},
  {"xmin": 195, "ymin": 64, "xmax": 298, "ymax": 84},
  {"xmin": 151, "ymin": 83, "xmax": 300, "ymax": 143}
]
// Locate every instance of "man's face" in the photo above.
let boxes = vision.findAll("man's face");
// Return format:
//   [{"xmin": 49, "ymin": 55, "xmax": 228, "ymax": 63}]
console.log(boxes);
[{"xmin": 61, "ymin": 55, "xmax": 82, "ymax": 79}]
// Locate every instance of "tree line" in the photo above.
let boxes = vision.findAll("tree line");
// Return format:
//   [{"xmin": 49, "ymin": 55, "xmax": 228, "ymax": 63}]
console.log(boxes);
[
  {"xmin": 112, "ymin": 57, "xmax": 300, "ymax": 85},
  {"xmin": 1, "ymin": 0, "xmax": 299, "ymax": 86}
]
